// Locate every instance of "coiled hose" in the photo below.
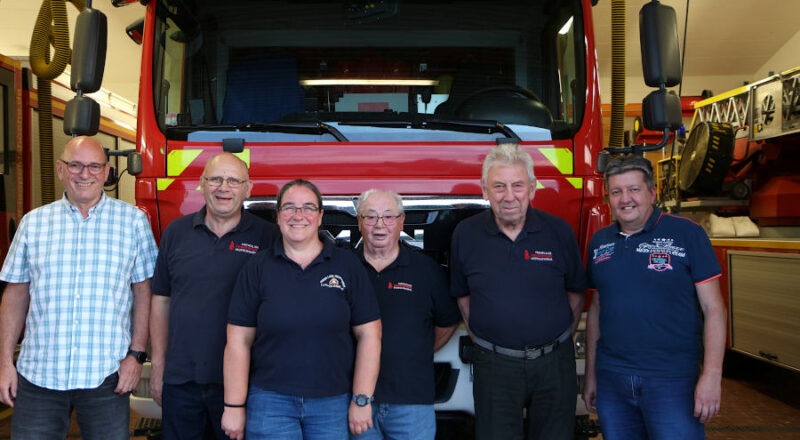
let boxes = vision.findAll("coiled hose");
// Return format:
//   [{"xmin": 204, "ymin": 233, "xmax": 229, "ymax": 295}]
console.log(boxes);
[
  {"xmin": 29, "ymin": 0, "xmax": 85, "ymax": 204},
  {"xmin": 608, "ymin": 0, "xmax": 626, "ymax": 149}
]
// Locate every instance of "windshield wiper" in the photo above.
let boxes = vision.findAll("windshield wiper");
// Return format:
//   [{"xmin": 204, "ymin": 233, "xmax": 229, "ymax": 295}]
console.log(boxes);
[
  {"xmin": 165, "ymin": 121, "xmax": 349, "ymax": 142},
  {"xmin": 236, "ymin": 121, "xmax": 349, "ymax": 142},
  {"xmin": 340, "ymin": 118, "xmax": 520, "ymax": 142},
  {"xmin": 426, "ymin": 119, "xmax": 521, "ymax": 141}
]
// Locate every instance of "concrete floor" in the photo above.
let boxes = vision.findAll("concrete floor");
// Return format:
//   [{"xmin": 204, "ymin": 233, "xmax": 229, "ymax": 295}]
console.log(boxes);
[{"xmin": 0, "ymin": 352, "xmax": 798, "ymax": 439}]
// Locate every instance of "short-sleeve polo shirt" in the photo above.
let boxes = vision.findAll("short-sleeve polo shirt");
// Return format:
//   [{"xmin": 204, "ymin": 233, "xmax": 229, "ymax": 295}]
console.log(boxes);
[
  {"xmin": 228, "ymin": 237, "xmax": 380, "ymax": 397},
  {"xmin": 151, "ymin": 208, "xmax": 276, "ymax": 385},
  {"xmin": 587, "ymin": 207, "xmax": 721, "ymax": 377},
  {"xmin": 450, "ymin": 208, "xmax": 587, "ymax": 349},
  {"xmin": 357, "ymin": 243, "xmax": 461, "ymax": 404}
]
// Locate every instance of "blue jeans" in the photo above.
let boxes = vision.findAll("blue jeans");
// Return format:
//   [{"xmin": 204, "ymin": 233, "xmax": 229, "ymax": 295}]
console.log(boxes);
[
  {"xmin": 472, "ymin": 339, "xmax": 576, "ymax": 440},
  {"xmin": 246, "ymin": 388, "xmax": 350, "ymax": 440},
  {"xmin": 11, "ymin": 372, "xmax": 129, "ymax": 440},
  {"xmin": 596, "ymin": 370, "xmax": 705, "ymax": 440},
  {"xmin": 162, "ymin": 381, "xmax": 226, "ymax": 440},
  {"xmin": 349, "ymin": 403, "xmax": 435, "ymax": 440}
]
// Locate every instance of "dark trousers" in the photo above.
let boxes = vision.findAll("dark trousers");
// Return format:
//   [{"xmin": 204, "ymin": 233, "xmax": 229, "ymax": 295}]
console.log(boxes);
[
  {"xmin": 162, "ymin": 381, "xmax": 227, "ymax": 440},
  {"xmin": 472, "ymin": 339, "xmax": 577, "ymax": 440},
  {"xmin": 12, "ymin": 373, "xmax": 129, "ymax": 440}
]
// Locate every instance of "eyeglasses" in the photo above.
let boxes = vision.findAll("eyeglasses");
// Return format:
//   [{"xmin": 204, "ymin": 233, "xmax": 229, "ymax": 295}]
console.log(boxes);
[
  {"xmin": 203, "ymin": 176, "xmax": 248, "ymax": 188},
  {"xmin": 279, "ymin": 204, "xmax": 320, "ymax": 216},
  {"xmin": 58, "ymin": 159, "xmax": 107, "ymax": 175},
  {"xmin": 360, "ymin": 213, "xmax": 403, "ymax": 226}
]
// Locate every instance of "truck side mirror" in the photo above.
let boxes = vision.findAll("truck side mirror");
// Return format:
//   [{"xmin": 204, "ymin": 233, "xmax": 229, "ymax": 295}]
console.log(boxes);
[
  {"xmin": 127, "ymin": 151, "xmax": 143, "ymax": 175},
  {"xmin": 638, "ymin": 1, "xmax": 682, "ymax": 145},
  {"xmin": 64, "ymin": 96, "xmax": 100, "ymax": 136},
  {"xmin": 64, "ymin": 7, "xmax": 107, "ymax": 136},
  {"xmin": 71, "ymin": 8, "xmax": 107, "ymax": 93},
  {"xmin": 639, "ymin": 1, "xmax": 681, "ymax": 88},
  {"xmin": 126, "ymin": 17, "xmax": 145, "ymax": 45},
  {"xmin": 642, "ymin": 89, "xmax": 682, "ymax": 131}
]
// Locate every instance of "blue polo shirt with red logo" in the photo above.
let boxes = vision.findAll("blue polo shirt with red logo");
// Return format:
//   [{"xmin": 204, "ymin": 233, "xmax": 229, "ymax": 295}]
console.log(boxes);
[
  {"xmin": 450, "ymin": 208, "xmax": 587, "ymax": 349},
  {"xmin": 357, "ymin": 243, "xmax": 461, "ymax": 404},
  {"xmin": 228, "ymin": 237, "xmax": 380, "ymax": 397},
  {"xmin": 587, "ymin": 207, "xmax": 721, "ymax": 377},
  {"xmin": 152, "ymin": 208, "xmax": 276, "ymax": 385}
]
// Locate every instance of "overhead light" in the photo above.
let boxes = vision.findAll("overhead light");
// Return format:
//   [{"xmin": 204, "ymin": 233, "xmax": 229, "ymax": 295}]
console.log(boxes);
[
  {"xmin": 559, "ymin": 16, "xmax": 574, "ymax": 35},
  {"xmin": 300, "ymin": 79, "xmax": 439, "ymax": 86}
]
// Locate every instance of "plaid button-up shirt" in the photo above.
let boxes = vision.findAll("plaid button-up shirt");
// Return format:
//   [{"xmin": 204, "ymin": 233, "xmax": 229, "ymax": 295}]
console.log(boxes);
[{"xmin": 0, "ymin": 194, "xmax": 157, "ymax": 390}]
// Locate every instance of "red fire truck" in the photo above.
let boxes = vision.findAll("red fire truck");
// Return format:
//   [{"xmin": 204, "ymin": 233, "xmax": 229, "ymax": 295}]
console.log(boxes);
[
  {"xmin": 112, "ymin": 0, "xmax": 610, "ymax": 435},
  {"xmin": 55, "ymin": 0, "xmax": 681, "ymax": 437}
]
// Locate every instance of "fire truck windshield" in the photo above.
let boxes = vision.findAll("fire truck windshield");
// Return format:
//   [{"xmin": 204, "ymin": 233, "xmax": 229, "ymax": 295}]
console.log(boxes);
[{"xmin": 152, "ymin": 0, "xmax": 587, "ymax": 142}]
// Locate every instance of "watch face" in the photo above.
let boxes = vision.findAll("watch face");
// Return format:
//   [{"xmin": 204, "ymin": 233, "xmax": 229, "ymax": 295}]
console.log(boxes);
[
  {"xmin": 353, "ymin": 394, "xmax": 370, "ymax": 406},
  {"xmin": 128, "ymin": 350, "xmax": 147, "ymax": 363}
]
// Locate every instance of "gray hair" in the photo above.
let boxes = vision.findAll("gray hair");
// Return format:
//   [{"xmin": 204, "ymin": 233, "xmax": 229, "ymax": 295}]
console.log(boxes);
[
  {"xmin": 357, "ymin": 189, "xmax": 404, "ymax": 215},
  {"xmin": 481, "ymin": 142, "xmax": 536, "ymax": 187},
  {"xmin": 604, "ymin": 155, "xmax": 656, "ymax": 190}
]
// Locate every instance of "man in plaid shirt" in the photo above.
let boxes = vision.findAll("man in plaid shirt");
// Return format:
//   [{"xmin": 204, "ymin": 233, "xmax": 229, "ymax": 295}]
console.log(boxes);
[{"xmin": 0, "ymin": 136, "xmax": 157, "ymax": 440}]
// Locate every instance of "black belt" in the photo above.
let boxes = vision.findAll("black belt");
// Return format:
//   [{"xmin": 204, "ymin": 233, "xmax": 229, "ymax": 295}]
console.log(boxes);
[{"xmin": 472, "ymin": 327, "xmax": 572, "ymax": 360}]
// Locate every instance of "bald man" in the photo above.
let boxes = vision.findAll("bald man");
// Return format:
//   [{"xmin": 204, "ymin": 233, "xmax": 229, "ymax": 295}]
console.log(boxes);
[
  {"xmin": 0, "ymin": 136, "xmax": 158, "ymax": 439},
  {"xmin": 150, "ymin": 153, "xmax": 276, "ymax": 439}
]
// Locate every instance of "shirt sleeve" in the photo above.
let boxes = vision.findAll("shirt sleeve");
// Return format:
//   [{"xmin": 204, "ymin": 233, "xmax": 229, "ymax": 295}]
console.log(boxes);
[
  {"xmin": 585, "ymin": 235, "xmax": 598, "ymax": 289},
  {"xmin": 151, "ymin": 225, "xmax": 173, "ymax": 296},
  {"xmin": 560, "ymin": 221, "xmax": 589, "ymax": 293},
  {"xmin": 228, "ymin": 254, "xmax": 264, "ymax": 327},
  {"xmin": 130, "ymin": 210, "xmax": 158, "ymax": 284},
  {"xmin": 449, "ymin": 223, "xmax": 469, "ymax": 298},
  {"xmin": 344, "ymin": 252, "xmax": 381, "ymax": 326},
  {"xmin": 428, "ymin": 259, "xmax": 462, "ymax": 327},
  {"xmin": 0, "ymin": 214, "xmax": 31, "ymax": 283},
  {"xmin": 688, "ymin": 223, "xmax": 722, "ymax": 283}
]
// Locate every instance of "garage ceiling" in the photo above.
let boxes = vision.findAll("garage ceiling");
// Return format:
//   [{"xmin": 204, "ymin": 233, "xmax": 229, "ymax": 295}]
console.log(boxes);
[
  {"xmin": 0, "ymin": 0, "xmax": 798, "ymax": 104},
  {"xmin": 593, "ymin": 0, "xmax": 800, "ymax": 81}
]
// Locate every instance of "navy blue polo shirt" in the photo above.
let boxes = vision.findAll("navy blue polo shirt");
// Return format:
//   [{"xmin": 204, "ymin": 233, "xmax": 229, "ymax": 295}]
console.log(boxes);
[
  {"xmin": 228, "ymin": 238, "xmax": 380, "ymax": 398},
  {"xmin": 587, "ymin": 207, "xmax": 721, "ymax": 377},
  {"xmin": 450, "ymin": 208, "xmax": 587, "ymax": 349},
  {"xmin": 151, "ymin": 208, "xmax": 276, "ymax": 385},
  {"xmin": 356, "ymin": 243, "xmax": 461, "ymax": 405}
]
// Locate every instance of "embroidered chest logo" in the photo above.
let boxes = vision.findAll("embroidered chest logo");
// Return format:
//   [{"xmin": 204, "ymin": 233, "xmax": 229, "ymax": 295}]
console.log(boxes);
[
  {"xmin": 524, "ymin": 249, "xmax": 553, "ymax": 262},
  {"xmin": 387, "ymin": 281, "xmax": 413, "ymax": 292},
  {"xmin": 320, "ymin": 274, "xmax": 346, "ymax": 291},
  {"xmin": 637, "ymin": 238, "xmax": 684, "ymax": 272},
  {"xmin": 648, "ymin": 253, "xmax": 672, "ymax": 271},
  {"xmin": 229, "ymin": 241, "xmax": 260, "ymax": 255},
  {"xmin": 592, "ymin": 242, "xmax": 615, "ymax": 264}
]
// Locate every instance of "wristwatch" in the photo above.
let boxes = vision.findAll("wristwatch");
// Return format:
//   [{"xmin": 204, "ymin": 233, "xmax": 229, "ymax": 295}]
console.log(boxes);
[
  {"xmin": 127, "ymin": 349, "xmax": 148, "ymax": 364},
  {"xmin": 351, "ymin": 394, "xmax": 374, "ymax": 407}
]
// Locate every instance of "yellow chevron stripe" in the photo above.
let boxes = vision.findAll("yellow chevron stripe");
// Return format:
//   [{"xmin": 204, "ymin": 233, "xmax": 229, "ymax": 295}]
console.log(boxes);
[
  {"xmin": 157, "ymin": 178, "xmax": 175, "ymax": 191},
  {"xmin": 566, "ymin": 177, "xmax": 583, "ymax": 189},
  {"xmin": 538, "ymin": 148, "xmax": 573, "ymax": 175},
  {"xmin": 234, "ymin": 150, "xmax": 251, "ymax": 167},
  {"xmin": 167, "ymin": 150, "xmax": 203, "ymax": 177}
]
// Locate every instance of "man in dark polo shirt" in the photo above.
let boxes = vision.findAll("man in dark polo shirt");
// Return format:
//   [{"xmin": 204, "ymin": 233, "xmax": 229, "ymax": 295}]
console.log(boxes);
[
  {"xmin": 450, "ymin": 143, "xmax": 587, "ymax": 440},
  {"xmin": 583, "ymin": 155, "xmax": 725, "ymax": 439},
  {"xmin": 352, "ymin": 189, "xmax": 461, "ymax": 440},
  {"xmin": 150, "ymin": 153, "xmax": 275, "ymax": 439}
]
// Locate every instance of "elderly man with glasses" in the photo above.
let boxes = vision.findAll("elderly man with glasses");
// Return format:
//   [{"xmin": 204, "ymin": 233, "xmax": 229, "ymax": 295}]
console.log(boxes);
[
  {"xmin": 350, "ymin": 189, "xmax": 461, "ymax": 440},
  {"xmin": 149, "ymin": 152, "xmax": 276, "ymax": 439},
  {"xmin": 0, "ymin": 136, "xmax": 158, "ymax": 439}
]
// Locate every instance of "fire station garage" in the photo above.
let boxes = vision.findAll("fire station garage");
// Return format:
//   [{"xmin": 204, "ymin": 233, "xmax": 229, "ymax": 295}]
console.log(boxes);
[{"xmin": 0, "ymin": 0, "xmax": 799, "ymax": 439}]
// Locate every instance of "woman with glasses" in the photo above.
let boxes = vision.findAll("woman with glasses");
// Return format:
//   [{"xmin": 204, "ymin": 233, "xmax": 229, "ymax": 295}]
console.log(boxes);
[{"xmin": 222, "ymin": 179, "xmax": 382, "ymax": 440}]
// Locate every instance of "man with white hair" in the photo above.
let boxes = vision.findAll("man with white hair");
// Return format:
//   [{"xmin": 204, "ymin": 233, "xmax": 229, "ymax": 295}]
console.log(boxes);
[{"xmin": 450, "ymin": 143, "xmax": 587, "ymax": 440}]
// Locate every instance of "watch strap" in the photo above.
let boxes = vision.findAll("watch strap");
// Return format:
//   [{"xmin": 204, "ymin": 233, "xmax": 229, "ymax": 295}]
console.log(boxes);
[{"xmin": 127, "ymin": 349, "xmax": 147, "ymax": 364}]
